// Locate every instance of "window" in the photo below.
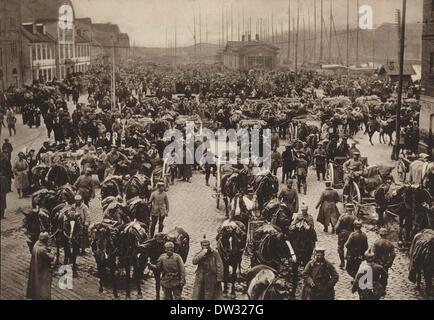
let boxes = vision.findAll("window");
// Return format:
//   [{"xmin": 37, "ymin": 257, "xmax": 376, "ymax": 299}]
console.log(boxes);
[
  {"xmin": 431, "ymin": 52, "xmax": 434, "ymax": 74},
  {"xmin": 32, "ymin": 45, "xmax": 36, "ymax": 61},
  {"xmin": 9, "ymin": 17, "xmax": 16, "ymax": 29},
  {"xmin": 10, "ymin": 43, "xmax": 17, "ymax": 59},
  {"xmin": 59, "ymin": 44, "xmax": 64, "ymax": 60},
  {"xmin": 42, "ymin": 45, "xmax": 46, "ymax": 60},
  {"xmin": 47, "ymin": 68, "xmax": 51, "ymax": 81},
  {"xmin": 0, "ymin": 19, "xmax": 3, "ymax": 35}
]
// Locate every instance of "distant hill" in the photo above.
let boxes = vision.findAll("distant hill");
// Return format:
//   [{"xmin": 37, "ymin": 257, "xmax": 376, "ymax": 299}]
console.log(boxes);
[{"xmin": 131, "ymin": 23, "xmax": 422, "ymax": 66}]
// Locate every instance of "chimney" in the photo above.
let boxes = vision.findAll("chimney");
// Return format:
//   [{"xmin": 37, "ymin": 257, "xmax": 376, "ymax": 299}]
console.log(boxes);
[
  {"xmin": 242, "ymin": 35, "xmax": 245, "ymax": 42},
  {"xmin": 248, "ymin": 34, "xmax": 251, "ymax": 41},
  {"xmin": 22, "ymin": 23, "xmax": 34, "ymax": 34},
  {"xmin": 36, "ymin": 24, "xmax": 46, "ymax": 35},
  {"xmin": 255, "ymin": 34, "xmax": 259, "ymax": 41}
]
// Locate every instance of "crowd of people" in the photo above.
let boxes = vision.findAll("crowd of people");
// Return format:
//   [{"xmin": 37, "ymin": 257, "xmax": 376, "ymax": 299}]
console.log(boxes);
[{"xmin": 0, "ymin": 60, "xmax": 432, "ymax": 301}]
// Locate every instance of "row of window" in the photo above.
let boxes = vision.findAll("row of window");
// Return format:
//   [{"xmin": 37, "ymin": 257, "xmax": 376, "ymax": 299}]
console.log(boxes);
[
  {"xmin": 31, "ymin": 44, "xmax": 54, "ymax": 61},
  {"xmin": 76, "ymin": 45, "xmax": 91, "ymax": 58},
  {"xmin": 34, "ymin": 67, "xmax": 56, "ymax": 82}
]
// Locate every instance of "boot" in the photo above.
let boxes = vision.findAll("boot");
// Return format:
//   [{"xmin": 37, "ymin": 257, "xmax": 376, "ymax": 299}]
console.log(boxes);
[
  {"xmin": 339, "ymin": 253, "xmax": 345, "ymax": 269},
  {"xmin": 303, "ymin": 185, "xmax": 307, "ymax": 195}
]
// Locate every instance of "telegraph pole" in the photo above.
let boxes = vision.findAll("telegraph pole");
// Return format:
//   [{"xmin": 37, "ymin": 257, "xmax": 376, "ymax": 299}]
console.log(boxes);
[
  {"xmin": 393, "ymin": 0, "xmax": 407, "ymax": 160},
  {"xmin": 287, "ymin": 0, "xmax": 291, "ymax": 62}
]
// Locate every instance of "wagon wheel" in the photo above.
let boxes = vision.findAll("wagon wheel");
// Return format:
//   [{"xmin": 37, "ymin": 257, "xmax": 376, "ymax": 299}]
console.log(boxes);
[
  {"xmin": 325, "ymin": 163, "xmax": 334, "ymax": 184},
  {"xmin": 344, "ymin": 182, "xmax": 362, "ymax": 213},
  {"xmin": 396, "ymin": 160, "xmax": 406, "ymax": 183}
]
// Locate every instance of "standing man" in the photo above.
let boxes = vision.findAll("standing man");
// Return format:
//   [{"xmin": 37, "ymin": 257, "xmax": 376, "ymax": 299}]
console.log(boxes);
[
  {"xmin": 352, "ymin": 250, "xmax": 388, "ymax": 300},
  {"xmin": 295, "ymin": 153, "xmax": 309, "ymax": 195},
  {"xmin": 149, "ymin": 181, "xmax": 170, "ymax": 237},
  {"xmin": 372, "ymin": 228, "xmax": 396, "ymax": 273},
  {"xmin": 316, "ymin": 181, "xmax": 341, "ymax": 233},
  {"xmin": 148, "ymin": 242, "xmax": 186, "ymax": 300},
  {"xmin": 192, "ymin": 237, "xmax": 224, "ymax": 300},
  {"xmin": 271, "ymin": 147, "xmax": 282, "ymax": 176},
  {"xmin": 313, "ymin": 142, "xmax": 327, "ymax": 181},
  {"xmin": 73, "ymin": 168, "xmax": 95, "ymax": 206},
  {"xmin": 345, "ymin": 220, "xmax": 369, "ymax": 278},
  {"xmin": 6, "ymin": 109, "xmax": 17, "ymax": 136},
  {"xmin": 72, "ymin": 195, "xmax": 91, "ymax": 256},
  {"xmin": 278, "ymin": 179, "xmax": 299, "ymax": 220},
  {"xmin": 26, "ymin": 232, "xmax": 54, "ymax": 300},
  {"xmin": 335, "ymin": 203, "xmax": 356, "ymax": 269},
  {"xmin": 301, "ymin": 248, "xmax": 339, "ymax": 300},
  {"xmin": 281, "ymin": 144, "xmax": 295, "ymax": 184},
  {"xmin": 2, "ymin": 138, "xmax": 13, "ymax": 160}
]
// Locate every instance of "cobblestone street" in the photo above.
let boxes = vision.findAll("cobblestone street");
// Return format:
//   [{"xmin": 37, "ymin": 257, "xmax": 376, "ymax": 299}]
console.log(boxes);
[{"xmin": 0, "ymin": 104, "xmax": 429, "ymax": 300}]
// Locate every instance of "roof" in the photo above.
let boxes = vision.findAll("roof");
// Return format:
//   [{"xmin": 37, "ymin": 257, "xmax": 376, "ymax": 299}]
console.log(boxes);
[
  {"xmin": 21, "ymin": 26, "xmax": 56, "ymax": 43},
  {"xmin": 225, "ymin": 41, "xmax": 279, "ymax": 54},
  {"xmin": 75, "ymin": 33, "xmax": 91, "ymax": 44},
  {"xmin": 92, "ymin": 23, "xmax": 121, "ymax": 34},
  {"xmin": 379, "ymin": 62, "xmax": 416, "ymax": 76},
  {"xmin": 22, "ymin": 0, "xmax": 75, "ymax": 23}
]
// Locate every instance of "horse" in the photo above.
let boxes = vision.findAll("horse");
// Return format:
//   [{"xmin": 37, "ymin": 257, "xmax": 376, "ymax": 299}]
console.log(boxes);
[
  {"xmin": 250, "ymin": 173, "xmax": 279, "ymax": 211},
  {"xmin": 251, "ymin": 223, "xmax": 298, "ymax": 295},
  {"xmin": 46, "ymin": 164, "xmax": 78, "ymax": 188},
  {"xmin": 100, "ymin": 176, "xmax": 124, "ymax": 201},
  {"xmin": 408, "ymin": 229, "xmax": 434, "ymax": 298},
  {"xmin": 261, "ymin": 199, "xmax": 293, "ymax": 235},
  {"xmin": 367, "ymin": 117, "xmax": 395, "ymax": 146},
  {"xmin": 124, "ymin": 174, "xmax": 152, "ymax": 201},
  {"xmin": 246, "ymin": 265, "xmax": 294, "ymax": 300},
  {"xmin": 221, "ymin": 166, "xmax": 249, "ymax": 217},
  {"xmin": 217, "ymin": 220, "xmax": 247, "ymax": 299},
  {"xmin": 90, "ymin": 222, "xmax": 120, "ymax": 297},
  {"xmin": 117, "ymin": 221, "xmax": 150, "ymax": 298}
]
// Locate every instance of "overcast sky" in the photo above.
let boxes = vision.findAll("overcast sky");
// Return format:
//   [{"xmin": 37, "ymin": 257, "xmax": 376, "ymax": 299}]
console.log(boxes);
[{"xmin": 72, "ymin": 0, "xmax": 423, "ymax": 47}]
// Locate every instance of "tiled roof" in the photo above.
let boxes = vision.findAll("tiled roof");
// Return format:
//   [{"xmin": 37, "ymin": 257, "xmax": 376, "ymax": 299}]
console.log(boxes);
[
  {"xmin": 22, "ymin": 0, "xmax": 75, "ymax": 22},
  {"xmin": 21, "ymin": 26, "xmax": 56, "ymax": 43}
]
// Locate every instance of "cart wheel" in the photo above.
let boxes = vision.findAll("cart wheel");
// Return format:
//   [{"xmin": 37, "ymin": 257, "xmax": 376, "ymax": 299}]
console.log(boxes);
[
  {"xmin": 396, "ymin": 161, "xmax": 406, "ymax": 182},
  {"xmin": 348, "ymin": 182, "xmax": 361, "ymax": 213}
]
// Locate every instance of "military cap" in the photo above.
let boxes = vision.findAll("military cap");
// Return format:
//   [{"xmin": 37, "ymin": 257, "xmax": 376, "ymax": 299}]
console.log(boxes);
[
  {"xmin": 301, "ymin": 204, "xmax": 308, "ymax": 212},
  {"xmin": 157, "ymin": 181, "xmax": 165, "ymax": 187},
  {"xmin": 164, "ymin": 242, "xmax": 175, "ymax": 249},
  {"xmin": 353, "ymin": 151, "xmax": 361, "ymax": 156},
  {"xmin": 354, "ymin": 220, "xmax": 363, "ymax": 227},
  {"xmin": 315, "ymin": 247, "xmax": 326, "ymax": 253},
  {"xmin": 287, "ymin": 179, "xmax": 294, "ymax": 185},
  {"xmin": 39, "ymin": 232, "xmax": 50, "ymax": 242},
  {"xmin": 201, "ymin": 235, "xmax": 210, "ymax": 246},
  {"xmin": 74, "ymin": 195, "xmax": 82, "ymax": 201},
  {"xmin": 325, "ymin": 181, "xmax": 332, "ymax": 187},
  {"xmin": 364, "ymin": 250, "xmax": 375, "ymax": 261}
]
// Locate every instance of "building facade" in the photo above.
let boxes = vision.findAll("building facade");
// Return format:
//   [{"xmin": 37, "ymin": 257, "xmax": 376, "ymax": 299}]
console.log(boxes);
[
  {"xmin": 223, "ymin": 35, "xmax": 279, "ymax": 71},
  {"xmin": 420, "ymin": 0, "xmax": 434, "ymax": 157},
  {"xmin": 21, "ymin": 23, "xmax": 57, "ymax": 85},
  {"xmin": 0, "ymin": 0, "xmax": 23, "ymax": 91}
]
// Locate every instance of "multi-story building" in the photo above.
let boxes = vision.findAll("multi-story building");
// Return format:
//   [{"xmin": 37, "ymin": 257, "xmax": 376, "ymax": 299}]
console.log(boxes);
[
  {"xmin": 0, "ymin": 0, "xmax": 23, "ymax": 91},
  {"xmin": 21, "ymin": 23, "xmax": 56, "ymax": 84},
  {"xmin": 420, "ymin": 0, "xmax": 434, "ymax": 157}
]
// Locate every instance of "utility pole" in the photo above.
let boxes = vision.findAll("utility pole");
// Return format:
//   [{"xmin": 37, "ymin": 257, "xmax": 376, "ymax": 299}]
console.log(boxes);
[
  {"xmin": 287, "ymin": 0, "xmax": 291, "ymax": 62},
  {"xmin": 231, "ymin": 4, "xmax": 233, "ymax": 41},
  {"xmin": 111, "ymin": 38, "xmax": 116, "ymax": 111},
  {"xmin": 356, "ymin": 0, "xmax": 360, "ymax": 67},
  {"xmin": 346, "ymin": 0, "xmax": 350, "ymax": 67},
  {"xmin": 199, "ymin": 6, "xmax": 202, "ymax": 52},
  {"xmin": 393, "ymin": 0, "xmax": 407, "ymax": 160},
  {"xmin": 295, "ymin": 1, "xmax": 299, "ymax": 73},
  {"xmin": 320, "ymin": 0, "xmax": 324, "ymax": 62},
  {"xmin": 313, "ymin": 0, "xmax": 317, "ymax": 62},
  {"xmin": 303, "ymin": 15, "xmax": 306, "ymax": 65},
  {"xmin": 329, "ymin": 0, "xmax": 333, "ymax": 63}
]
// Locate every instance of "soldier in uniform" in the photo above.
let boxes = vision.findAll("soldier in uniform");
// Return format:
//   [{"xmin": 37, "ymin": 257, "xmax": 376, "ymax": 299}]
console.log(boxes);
[
  {"xmin": 313, "ymin": 142, "xmax": 327, "ymax": 181},
  {"xmin": 295, "ymin": 153, "xmax": 309, "ymax": 195},
  {"xmin": 316, "ymin": 181, "xmax": 341, "ymax": 233},
  {"xmin": 345, "ymin": 220, "xmax": 369, "ymax": 278},
  {"xmin": 72, "ymin": 195, "xmax": 91, "ymax": 256},
  {"xmin": 335, "ymin": 203, "xmax": 356, "ymax": 269},
  {"xmin": 73, "ymin": 168, "xmax": 95, "ymax": 206},
  {"xmin": 301, "ymin": 247, "xmax": 339, "ymax": 300},
  {"xmin": 343, "ymin": 151, "xmax": 365, "ymax": 191},
  {"xmin": 372, "ymin": 228, "xmax": 395, "ymax": 273},
  {"xmin": 281, "ymin": 144, "xmax": 296, "ymax": 183},
  {"xmin": 278, "ymin": 179, "xmax": 299, "ymax": 217},
  {"xmin": 148, "ymin": 242, "xmax": 186, "ymax": 300},
  {"xmin": 374, "ymin": 176, "xmax": 393, "ymax": 227},
  {"xmin": 352, "ymin": 250, "xmax": 388, "ymax": 300}
]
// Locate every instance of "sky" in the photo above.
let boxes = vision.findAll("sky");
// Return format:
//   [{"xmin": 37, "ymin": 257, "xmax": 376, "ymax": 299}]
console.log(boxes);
[{"xmin": 71, "ymin": 0, "xmax": 424, "ymax": 47}]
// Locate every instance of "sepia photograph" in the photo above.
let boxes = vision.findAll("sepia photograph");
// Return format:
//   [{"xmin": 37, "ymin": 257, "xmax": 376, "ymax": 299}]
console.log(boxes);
[{"xmin": 0, "ymin": 0, "xmax": 433, "ymax": 305}]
